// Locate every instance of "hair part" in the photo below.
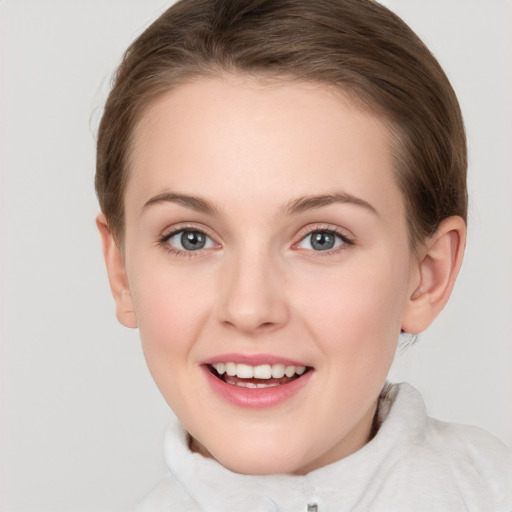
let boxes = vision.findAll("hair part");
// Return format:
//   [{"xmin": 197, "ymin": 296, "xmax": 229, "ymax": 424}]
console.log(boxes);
[{"xmin": 96, "ymin": 0, "xmax": 467, "ymax": 247}]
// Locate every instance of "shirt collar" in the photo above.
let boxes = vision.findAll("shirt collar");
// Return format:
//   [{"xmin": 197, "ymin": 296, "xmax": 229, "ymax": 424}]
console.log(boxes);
[{"xmin": 163, "ymin": 383, "xmax": 426, "ymax": 511}]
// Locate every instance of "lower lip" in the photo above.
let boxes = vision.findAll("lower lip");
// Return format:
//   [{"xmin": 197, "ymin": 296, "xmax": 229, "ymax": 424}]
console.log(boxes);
[{"xmin": 202, "ymin": 366, "xmax": 313, "ymax": 409}]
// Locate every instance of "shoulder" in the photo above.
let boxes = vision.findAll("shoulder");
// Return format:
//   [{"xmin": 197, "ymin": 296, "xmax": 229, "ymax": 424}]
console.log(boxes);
[
  {"xmin": 384, "ymin": 383, "xmax": 512, "ymax": 510},
  {"xmin": 424, "ymin": 417, "xmax": 512, "ymax": 502},
  {"xmin": 425, "ymin": 414, "xmax": 512, "ymax": 465}
]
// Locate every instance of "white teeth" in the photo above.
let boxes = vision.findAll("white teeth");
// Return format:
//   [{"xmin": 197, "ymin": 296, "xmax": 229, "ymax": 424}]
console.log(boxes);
[
  {"xmin": 236, "ymin": 381, "xmax": 257, "ymax": 388},
  {"xmin": 284, "ymin": 366, "xmax": 296, "ymax": 378},
  {"xmin": 213, "ymin": 362, "xmax": 307, "ymax": 380},
  {"xmin": 253, "ymin": 364, "xmax": 272, "ymax": 379},
  {"xmin": 235, "ymin": 381, "xmax": 281, "ymax": 388},
  {"xmin": 225, "ymin": 362, "xmax": 237, "ymax": 376},
  {"xmin": 271, "ymin": 364, "xmax": 285, "ymax": 378},
  {"xmin": 213, "ymin": 363, "xmax": 226, "ymax": 375},
  {"xmin": 236, "ymin": 364, "xmax": 254, "ymax": 378}
]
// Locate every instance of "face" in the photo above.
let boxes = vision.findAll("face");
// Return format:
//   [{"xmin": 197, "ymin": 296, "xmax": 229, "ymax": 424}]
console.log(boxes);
[{"xmin": 119, "ymin": 76, "xmax": 420, "ymax": 475}]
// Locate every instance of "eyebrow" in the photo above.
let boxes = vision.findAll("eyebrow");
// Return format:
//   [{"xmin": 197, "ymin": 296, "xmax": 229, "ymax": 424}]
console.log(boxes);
[
  {"xmin": 142, "ymin": 190, "xmax": 378, "ymax": 217},
  {"xmin": 283, "ymin": 192, "xmax": 379, "ymax": 216},
  {"xmin": 142, "ymin": 192, "xmax": 218, "ymax": 215}
]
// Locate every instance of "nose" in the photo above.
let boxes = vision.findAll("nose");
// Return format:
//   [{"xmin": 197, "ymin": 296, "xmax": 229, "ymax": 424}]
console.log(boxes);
[{"xmin": 217, "ymin": 247, "xmax": 290, "ymax": 334}]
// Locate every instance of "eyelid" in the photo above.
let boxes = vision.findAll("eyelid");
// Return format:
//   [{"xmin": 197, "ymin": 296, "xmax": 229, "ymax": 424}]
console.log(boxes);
[
  {"xmin": 292, "ymin": 223, "xmax": 354, "ymax": 251},
  {"xmin": 159, "ymin": 222, "xmax": 217, "ymax": 240},
  {"xmin": 158, "ymin": 222, "xmax": 221, "ymax": 254}
]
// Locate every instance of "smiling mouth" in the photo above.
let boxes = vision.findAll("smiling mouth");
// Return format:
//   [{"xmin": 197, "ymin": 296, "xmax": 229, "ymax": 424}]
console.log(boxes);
[{"xmin": 207, "ymin": 362, "xmax": 312, "ymax": 388}]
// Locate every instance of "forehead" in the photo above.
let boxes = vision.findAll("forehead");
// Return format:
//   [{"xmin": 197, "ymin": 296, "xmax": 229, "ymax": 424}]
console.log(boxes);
[{"xmin": 126, "ymin": 76, "xmax": 403, "ymax": 220}]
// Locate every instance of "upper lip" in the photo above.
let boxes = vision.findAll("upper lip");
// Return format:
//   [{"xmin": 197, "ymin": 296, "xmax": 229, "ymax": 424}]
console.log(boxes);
[{"xmin": 200, "ymin": 353, "xmax": 310, "ymax": 367}]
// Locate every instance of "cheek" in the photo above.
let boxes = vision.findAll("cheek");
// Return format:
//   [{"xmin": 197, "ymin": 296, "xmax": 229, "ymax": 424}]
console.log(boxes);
[
  {"xmin": 128, "ymin": 263, "xmax": 213, "ymax": 360},
  {"xmin": 296, "ymin": 256, "xmax": 409, "ymax": 360},
  {"xmin": 127, "ymin": 264, "xmax": 218, "ymax": 415}
]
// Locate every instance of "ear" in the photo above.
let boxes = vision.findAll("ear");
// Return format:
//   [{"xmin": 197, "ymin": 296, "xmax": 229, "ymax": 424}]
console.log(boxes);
[
  {"xmin": 96, "ymin": 214, "xmax": 138, "ymax": 328},
  {"xmin": 401, "ymin": 216, "xmax": 466, "ymax": 334}
]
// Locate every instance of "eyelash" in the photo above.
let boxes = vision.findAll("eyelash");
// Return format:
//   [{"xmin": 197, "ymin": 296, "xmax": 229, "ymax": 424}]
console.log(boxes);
[
  {"xmin": 293, "ymin": 225, "xmax": 354, "ymax": 256},
  {"xmin": 158, "ymin": 224, "xmax": 218, "ymax": 258},
  {"xmin": 158, "ymin": 224, "xmax": 354, "ymax": 258}
]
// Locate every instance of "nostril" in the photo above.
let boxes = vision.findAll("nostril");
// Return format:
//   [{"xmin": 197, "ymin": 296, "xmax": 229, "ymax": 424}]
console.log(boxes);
[
  {"xmin": 258, "ymin": 321, "xmax": 277, "ymax": 330},
  {"xmin": 220, "ymin": 315, "xmax": 280, "ymax": 335}
]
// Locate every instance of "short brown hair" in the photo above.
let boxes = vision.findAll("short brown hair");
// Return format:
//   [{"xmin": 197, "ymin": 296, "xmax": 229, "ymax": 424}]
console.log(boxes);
[{"xmin": 96, "ymin": 0, "xmax": 467, "ymax": 246}]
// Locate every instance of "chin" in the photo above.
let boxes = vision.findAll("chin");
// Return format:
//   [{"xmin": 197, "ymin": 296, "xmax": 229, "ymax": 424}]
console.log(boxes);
[
  {"xmin": 206, "ymin": 439, "xmax": 310, "ymax": 476},
  {"xmin": 218, "ymin": 455, "xmax": 301, "ymax": 476}
]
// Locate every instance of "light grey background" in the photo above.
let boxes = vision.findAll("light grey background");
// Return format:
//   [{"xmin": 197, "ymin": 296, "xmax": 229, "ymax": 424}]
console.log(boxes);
[{"xmin": 1, "ymin": 1, "xmax": 511, "ymax": 510}]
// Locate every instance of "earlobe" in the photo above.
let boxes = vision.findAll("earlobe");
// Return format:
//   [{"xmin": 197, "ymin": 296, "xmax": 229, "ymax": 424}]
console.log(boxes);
[
  {"xmin": 401, "ymin": 216, "xmax": 466, "ymax": 334},
  {"xmin": 96, "ymin": 214, "xmax": 138, "ymax": 329}
]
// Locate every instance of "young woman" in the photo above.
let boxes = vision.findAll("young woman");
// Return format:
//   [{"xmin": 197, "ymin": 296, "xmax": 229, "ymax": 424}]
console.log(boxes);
[{"xmin": 96, "ymin": 1, "xmax": 512, "ymax": 509}]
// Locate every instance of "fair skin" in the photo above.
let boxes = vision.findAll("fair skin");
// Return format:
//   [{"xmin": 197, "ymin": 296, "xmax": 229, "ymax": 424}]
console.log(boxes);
[{"xmin": 97, "ymin": 76, "xmax": 465, "ymax": 475}]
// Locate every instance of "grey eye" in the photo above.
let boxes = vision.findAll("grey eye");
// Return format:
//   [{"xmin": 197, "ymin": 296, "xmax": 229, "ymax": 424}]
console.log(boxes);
[
  {"xmin": 166, "ymin": 230, "xmax": 215, "ymax": 251},
  {"xmin": 298, "ymin": 230, "xmax": 344, "ymax": 251},
  {"xmin": 181, "ymin": 231, "xmax": 206, "ymax": 250}
]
